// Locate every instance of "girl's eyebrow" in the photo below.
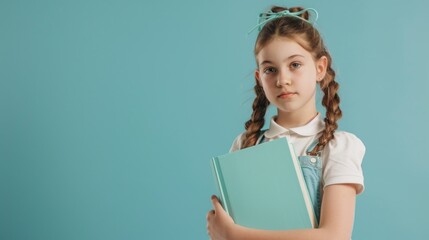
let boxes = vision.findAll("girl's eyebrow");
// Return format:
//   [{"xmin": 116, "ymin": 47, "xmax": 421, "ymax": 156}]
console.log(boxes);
[{"xmin": 259, "ymin": 54, "xmax": 305, "ymax": 67}]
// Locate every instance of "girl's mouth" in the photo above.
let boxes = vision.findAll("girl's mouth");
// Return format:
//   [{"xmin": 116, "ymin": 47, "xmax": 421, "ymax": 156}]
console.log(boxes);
[{"xmin": 278, "ymin": 92, "xmax": 297, "ymax": 99}]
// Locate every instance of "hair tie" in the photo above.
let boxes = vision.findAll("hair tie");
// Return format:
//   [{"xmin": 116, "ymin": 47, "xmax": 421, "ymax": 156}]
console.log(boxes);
[{"xmin": 248, "ymin": 8, "xmax": 319, "ymax": 34}]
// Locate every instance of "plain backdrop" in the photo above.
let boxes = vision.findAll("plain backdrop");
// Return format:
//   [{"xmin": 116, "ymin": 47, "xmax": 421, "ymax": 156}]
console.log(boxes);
[{"xmin": 1, "ymin": 0, "xmax": 428, "ymax": 239}]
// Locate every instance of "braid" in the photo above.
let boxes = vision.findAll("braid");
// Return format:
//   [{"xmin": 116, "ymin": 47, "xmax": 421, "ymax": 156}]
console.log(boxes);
[
  {"xmin": 309, "ymin": 60, "xmax": 342, "ymax": 155},
  {"xmin": 242, "ymin": 81, "xmax": 270, "ymax": 149}
]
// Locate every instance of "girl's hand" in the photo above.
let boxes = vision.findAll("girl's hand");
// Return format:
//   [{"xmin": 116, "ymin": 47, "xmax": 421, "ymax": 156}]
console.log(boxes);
[{"xmin": 206, "ymin": 195, "xmax": 236, "ymax": 240}]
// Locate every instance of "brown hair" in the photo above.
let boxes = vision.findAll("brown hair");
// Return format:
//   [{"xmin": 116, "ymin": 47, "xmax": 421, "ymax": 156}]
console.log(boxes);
[{"xmin": 242, "ymin": 6, "xmax": 342, "ymax": 155}]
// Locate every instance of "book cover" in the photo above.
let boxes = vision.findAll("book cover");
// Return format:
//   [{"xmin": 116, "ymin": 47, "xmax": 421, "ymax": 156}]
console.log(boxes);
[{"xmin": 211, "ymin": 137, "xmax": 317, "ymax": 230}]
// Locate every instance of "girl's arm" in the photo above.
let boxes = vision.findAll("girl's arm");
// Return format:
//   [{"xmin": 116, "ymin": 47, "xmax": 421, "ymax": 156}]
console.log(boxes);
[{"xmin": 207, "ymin": 184, "xmax": 358, "ymax": 240}]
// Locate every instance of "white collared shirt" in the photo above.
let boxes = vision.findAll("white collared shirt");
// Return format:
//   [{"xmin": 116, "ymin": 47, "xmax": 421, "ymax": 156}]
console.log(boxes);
[{"xmin": 230, "ymin": 113, "xmax": 365, "ymax": 194}]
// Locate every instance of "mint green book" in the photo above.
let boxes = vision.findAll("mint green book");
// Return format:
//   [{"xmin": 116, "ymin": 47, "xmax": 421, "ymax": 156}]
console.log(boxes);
[{"xmin": 211, "ymin": 137, "xmax": 317, "ymax": 230}]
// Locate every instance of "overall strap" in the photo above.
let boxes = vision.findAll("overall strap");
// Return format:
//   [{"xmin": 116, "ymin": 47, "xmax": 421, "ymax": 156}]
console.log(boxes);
[{"xmin": 306, "ymin": 139, "xmax": 322, "ymax": 156}]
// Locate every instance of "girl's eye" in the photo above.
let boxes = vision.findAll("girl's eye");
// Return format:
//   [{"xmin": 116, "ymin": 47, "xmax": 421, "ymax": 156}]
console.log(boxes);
[
  {"xmin": 290, "ymin": 62, "xmax": 302, "ymax": 69},
  {"xmin": 263, "ymin": 67, "xmax": 277, "ymax": 74}
]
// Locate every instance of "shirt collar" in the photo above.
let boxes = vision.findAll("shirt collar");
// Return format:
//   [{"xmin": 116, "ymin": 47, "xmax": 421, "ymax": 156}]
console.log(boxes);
[{"xmin": 264, "ymin": 113, "xmax": 325, "ymax": 138}]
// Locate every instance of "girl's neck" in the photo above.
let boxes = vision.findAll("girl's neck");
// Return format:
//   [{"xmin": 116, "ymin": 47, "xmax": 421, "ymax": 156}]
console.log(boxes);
[{"xmin": 275, "ymin": 109, "xmax": 318, "ymax": 129}]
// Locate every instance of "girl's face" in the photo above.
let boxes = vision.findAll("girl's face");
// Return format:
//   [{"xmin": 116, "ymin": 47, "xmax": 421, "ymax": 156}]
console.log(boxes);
[{"xmin": 255, "ymin": 37, "xmax": 327, "ymax": 119}]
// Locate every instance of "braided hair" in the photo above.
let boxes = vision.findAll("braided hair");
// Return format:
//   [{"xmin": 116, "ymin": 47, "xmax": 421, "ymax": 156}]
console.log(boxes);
[
  {"xmin": 241, "ymin": 6, "xmax": 342, "ymax": 155},
  {"xmin": 243, "ymin": 80, "xmax": 270, "ymax": 148}
]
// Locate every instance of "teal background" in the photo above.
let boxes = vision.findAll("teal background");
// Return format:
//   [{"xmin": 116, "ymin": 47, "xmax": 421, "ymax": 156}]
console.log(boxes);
[{"xmin": 1, "ymin": 0, "xmax": 428, "ymax": 239}]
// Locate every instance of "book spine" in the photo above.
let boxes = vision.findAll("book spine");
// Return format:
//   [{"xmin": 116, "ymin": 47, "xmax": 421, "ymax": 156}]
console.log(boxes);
[
  {"xmin": 211, "ymin": 157, "xmax": 230, "ymax": 215},
  {"xmin": 288, "ymin": 142, "xmax": 318, "ymax": 228}
]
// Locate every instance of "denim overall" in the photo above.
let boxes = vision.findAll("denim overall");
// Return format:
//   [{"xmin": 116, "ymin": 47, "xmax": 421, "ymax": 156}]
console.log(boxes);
[{"xmin": 258, "ymin": 133, "xmax": 322, "ymax": 223}]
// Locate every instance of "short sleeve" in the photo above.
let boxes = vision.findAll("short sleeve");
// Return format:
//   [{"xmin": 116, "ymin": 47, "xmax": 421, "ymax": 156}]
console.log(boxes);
[
  {"xmin": 322, "ymin": 131, "xmax": 366, "ymax": 194},
  {"xmin": 229, "ymin": 133, "xmax": 244, "ymax": 153}
]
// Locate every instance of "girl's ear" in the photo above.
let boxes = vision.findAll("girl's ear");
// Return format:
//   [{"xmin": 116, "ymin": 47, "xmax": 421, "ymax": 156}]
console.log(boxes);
[
  {"xmin": 255, "ymin": 69, "xmax": 261, "ymax": 85},
  {"xmin": 316, "ymin": 56, "xmax": 328, "ymax": 82}
]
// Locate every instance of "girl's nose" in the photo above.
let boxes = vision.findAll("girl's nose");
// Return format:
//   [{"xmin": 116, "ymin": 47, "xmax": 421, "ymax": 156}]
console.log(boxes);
[{"xmin": 276, "ymin": 71, "xmax": 291, "ymax": 87}]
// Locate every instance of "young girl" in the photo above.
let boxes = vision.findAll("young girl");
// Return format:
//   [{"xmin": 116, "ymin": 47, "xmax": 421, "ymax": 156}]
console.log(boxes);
[{"xmin": 206, "ymin": 6, "xmax": 365, "ymax": 240}]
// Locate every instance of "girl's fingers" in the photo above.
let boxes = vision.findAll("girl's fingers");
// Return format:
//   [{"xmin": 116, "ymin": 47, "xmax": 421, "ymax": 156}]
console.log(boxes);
[
  {"xmin": 211, "ymin": 195, "xmax": 222, "ymax": 211},
  {"xmin": 212, "ymin": 197, "xmax": 227, "ymax": 218},
  {"xmin": 206, "ymin": 209, "xmax": 215, "ymax": 221}
]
